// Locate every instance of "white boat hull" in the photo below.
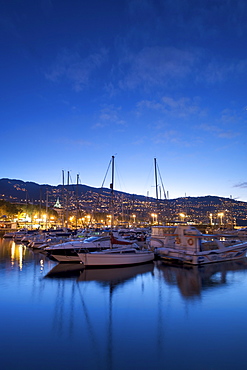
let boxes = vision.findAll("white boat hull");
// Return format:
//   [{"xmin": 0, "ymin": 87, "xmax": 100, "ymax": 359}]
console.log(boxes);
[
  {"xmin": 51, "ymin": 255, "xmax": 80, "ymax": 263},
  {"xmin": 159, "ymin": 245, "xmax": 247, "ymax": 265},
  {"xmin": 78, "ymin": 250, "xmax": 154, "ymax": 267}
]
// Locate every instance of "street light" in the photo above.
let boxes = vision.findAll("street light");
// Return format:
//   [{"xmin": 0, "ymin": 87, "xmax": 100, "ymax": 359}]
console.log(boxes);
[
  {"xmin": 86, "ymin": 215, "xmax": 90, "ymax": 225},
  {"xmin": 151, "ymin": 213, "xmax": 157, "ymax": 224},
  {"xmin": 179, "ymin": 213, "xmax": 185, "ymax": 222},
  {"xmin": 218, "ymin": 212, "xmax": 224, "ymax": 226},
  {"xmin": 107, "ymin": 215, "xmax": 112, "ymax": 227}
]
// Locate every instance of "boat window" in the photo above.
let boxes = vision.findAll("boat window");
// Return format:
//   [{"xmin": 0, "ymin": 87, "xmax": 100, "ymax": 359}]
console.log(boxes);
[
  {"xmin": 152, "ymin": 226, "xmax": 175, "ymax": 237},
  {"xmin": 84, "ymin": 237, "xmax": 99, "ymax": 242}
]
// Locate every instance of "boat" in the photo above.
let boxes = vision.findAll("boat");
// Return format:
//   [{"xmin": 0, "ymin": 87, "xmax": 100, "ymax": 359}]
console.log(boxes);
[
  {"xmin": 45, "ymin": 236, "xmax": 112, "ymax": 262},
  {"xmin": 3, "ymin": 228, "xmax": 35, "ymax": 240},
  {"xmin": 77, "ymin": 155, "xmax": 154, "ymax": 267},
  {"xmin": 150, "ymin": 224, "xmax": 247, "ymax": 265},
  {"xmin": 3, "ymin": 231, "xmax": 17, "ymax": 238},
  {"xmin": 77, "ymin": 246, "xmax": 154, "ymax": 267},
  {"xmin": 46, "ymin": 227, "xmax": 73, "ymax": 237},
  {"xmin": 44, "ymin": 233, "xmax": 135, "ymax": 262},
  {"xmin": 15, "ymin": 229, "xmax": 41, "ymax": 243}
]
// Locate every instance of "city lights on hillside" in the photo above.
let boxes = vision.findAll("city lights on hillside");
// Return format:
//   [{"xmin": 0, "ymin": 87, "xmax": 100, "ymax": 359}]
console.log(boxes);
[
  {"xmin": 151, "ymin": 213, "xmax": 157, "ymax": 224},
  {"xmin": 218, "ymin": 212, "xmax": 224, "ymax": 225},
  {"xmin": 179, "ymin": 213, "xmax": 186, "ymax": 222}
]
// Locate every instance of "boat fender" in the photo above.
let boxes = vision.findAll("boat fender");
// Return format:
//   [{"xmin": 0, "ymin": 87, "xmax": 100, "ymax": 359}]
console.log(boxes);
[
  {"xmin": 188, "ymin": 238, "xmax": 194, "ymax": 246},
  {"xmin": 175, "ymin": 237, "xmax": 181, "ymax": 244}
]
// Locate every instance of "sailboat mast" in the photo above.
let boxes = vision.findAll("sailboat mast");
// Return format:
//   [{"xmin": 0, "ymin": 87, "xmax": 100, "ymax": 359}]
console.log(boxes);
[
  {"xmin": 66, "ymin": 171, "xmax": 69, "ymax": 227},
  {"xmin": 111, "ymin": 156, "xmax": 114, "ymax": 192},
  {"xmin": 62, "ymin": 170, "xmax": 65, "ymax": 227},
  {"xmin": 110, "ymin": 155, "xmax": 115, "ymax": 230},
  {"xmin": 45, "ymin": 189, "xmax": 48, "ymax": 230},
  {"xmin": 154, "ymin": 158, "xmax": 158, "ymax": 200},
  {"xmin": 76, "ymin": 174, "xmax": 79, "ymax": 229}
]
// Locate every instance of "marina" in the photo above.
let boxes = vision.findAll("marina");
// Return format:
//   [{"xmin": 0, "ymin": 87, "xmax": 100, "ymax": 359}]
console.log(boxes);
[
  {"xmin": 1, "ymin": 236, "xmax": 247, "ymax": 369},
  {"xmin": 2, "ymin": 2, "xmax": 247, "ymax": 369}
]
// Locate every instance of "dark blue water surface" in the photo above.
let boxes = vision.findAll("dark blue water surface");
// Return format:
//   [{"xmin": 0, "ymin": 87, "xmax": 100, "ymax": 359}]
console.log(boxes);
[{"xmin": 1, "ymin": 238, "xmax": 247, "ymax": 370}]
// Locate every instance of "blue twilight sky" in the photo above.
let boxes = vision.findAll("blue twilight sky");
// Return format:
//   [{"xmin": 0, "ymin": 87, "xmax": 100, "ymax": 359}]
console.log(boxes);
[{"xmin": 1, "ymin": 0, "xmax": 247, "ymax": 201}]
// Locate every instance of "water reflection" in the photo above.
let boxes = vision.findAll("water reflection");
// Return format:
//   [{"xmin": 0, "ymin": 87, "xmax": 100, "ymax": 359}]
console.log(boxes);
[
  {"xmin": 77, "ymin": 263, "xmax": 155, "ymax": 370},
  {"xmin": 5, "ymin": 239, "xmax": 26, "ymax": 270},
  {"xmin": 2, "ymin": 237, "xmax": 247, "ymax": 370},
  {"xmin": 0, "ymin": 237, "xmax": 55, "ymax": 274},
  {"xmin": 157, "ymin": 258, "xmax": 247, "ymax": 298},
  {"xmin": 78, "ymin": 262, "xmax": 154, "ymax": 285},
  {"xmin": 44, "ymin": 262, "xmax": 155, "ymax": 370},
  {"xmin": 45, "ymin": 262, "xmax": 85, "ymax": 278},
  {"xmin": 45, "ymin": 261, "xmax": 154, "ymax": 284}
]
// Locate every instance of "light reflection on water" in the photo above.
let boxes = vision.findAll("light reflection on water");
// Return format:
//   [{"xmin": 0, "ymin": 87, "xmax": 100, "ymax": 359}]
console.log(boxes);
[{"xmin": 1, "ymin": 238, "xmax": 247, "ymax": 370}]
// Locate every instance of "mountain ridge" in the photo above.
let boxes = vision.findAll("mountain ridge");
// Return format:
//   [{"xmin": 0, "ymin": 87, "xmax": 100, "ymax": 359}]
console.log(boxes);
[
  {"xmin": 0, "ymin": 177, "xmax": 241, "ymax": 204},
  {"xmin": 1, "ymin": 178, "xmax": 246, "ymax": 225}
]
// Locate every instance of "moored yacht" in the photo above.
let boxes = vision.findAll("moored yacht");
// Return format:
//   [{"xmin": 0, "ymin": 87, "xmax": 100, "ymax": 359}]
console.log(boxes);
[
  {"xmin": 45, "ymin": 236, "xmax": 111, "ymax": 262},
  {"xmin": 77, "ymin": 246, "xmax": 155, "ymax": 267},
  {"xmin": 151, "ymin": 225, "xmax": 247, "ymax": 265},
  {"xmin": 45, "ymin": 234, "xmax": 135, "ymax": 262}
]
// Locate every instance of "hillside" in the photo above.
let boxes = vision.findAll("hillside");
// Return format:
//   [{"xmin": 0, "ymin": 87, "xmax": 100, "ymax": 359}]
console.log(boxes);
[{"xmin": 0, "ymin": 178, "xmax": 246, "ymax": 225}]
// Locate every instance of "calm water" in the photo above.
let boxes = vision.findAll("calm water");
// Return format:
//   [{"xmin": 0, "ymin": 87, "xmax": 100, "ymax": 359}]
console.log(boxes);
[{"xmin": 1, "ymin": 238, "xmax": 247, "ymax": 370}]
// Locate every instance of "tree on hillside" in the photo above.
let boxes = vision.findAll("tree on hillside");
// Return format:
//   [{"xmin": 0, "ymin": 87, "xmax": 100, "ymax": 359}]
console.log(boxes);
[{"xmin": 0, "ymin": 200, "xmax": 20, "ymax": 218}]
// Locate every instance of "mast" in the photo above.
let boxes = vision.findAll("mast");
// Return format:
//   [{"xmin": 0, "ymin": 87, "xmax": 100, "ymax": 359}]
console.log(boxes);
[
  {"xmin": 39, "ymin": 188, "xmax": 42, "ymax": 221},
  {"xmin": 154, "ymin": 158, "xmax": 159, "ymax": 223},
  {"xmin": 76, "ymin": 174, "xmax": 79, "ymax": 229},
  {"xmin": 110, "ymin": 155, "xmax": 115, "ymax": 230},
  {"xmin": 45, "ymin": 189, "xmax": 48, "ymax": 229},
  {"xmin": 121, "ymin": 193, "xmax": 124, "ymax": 224},
  {"xmin": 62, "ymin": 170, "xmax": 65, "ymax": 227},
  {"xmin": 25, "ymin": 189, "xmax": 28, "ymax": 229},
  {"xmin": 66, "ymin": 171, "xmax": 69, "ymax": 228},
  {"xmin": 154, "ymin": 158, "xmax": 158, "ymax": 200}
]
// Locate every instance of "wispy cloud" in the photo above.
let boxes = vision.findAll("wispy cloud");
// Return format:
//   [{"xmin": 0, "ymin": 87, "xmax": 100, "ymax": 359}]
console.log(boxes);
[
  {"xmin": 137, "ymin": 99, "xmax": 163, "ymax": 111},
  {"xmin": 137, "ymin": 96, "xmax": 204, "ymax": 118},
  {"xmin": 119, "ymin": 46, "xmax": 198, "ymax": 89},
  {"xmin": 161, "ymin": 96, "xmax": 203, "ymax": 118},
  {"xmin": 197, "ymin": 58, "xmax": 247, "ymax": 85},
  {"xmin": 153, "ymin": 129, "xmax": 180, "ymax": 144},
  {"xmin": 198, "ymin": 123, "xmax": 239, "ymax": 139},
  {"xmin": 54, "ymin": 137, "xmax": 92, "ymax": 147},
  {"xmin": 126, "ymin": 0, "xmax": 247, "ymax": 40},
  {"xmin": 45, "ymin": 47, "xmax": 108, "ymax": 91},
  {"xmin": 198, "ymin": 124, "xmax": 221, "ymax": 133},
  {"xmin": 234, "ymin": 182, "xmax": 247, "ymax": 188},
  {"xmin": 218, "ymin": 131, "xmax": 239, "ymax": 139},
  {"xmin": 92, "ymin": 105, "xmax": 126, "ymax": 129},
  {"xmin": 119, "ymin": 44, "xmax": 247, "ymax": 90}
]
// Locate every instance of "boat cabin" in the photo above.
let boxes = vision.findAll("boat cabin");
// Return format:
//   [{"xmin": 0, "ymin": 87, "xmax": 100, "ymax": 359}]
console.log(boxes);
[{"xmin": 150, "ymin": 225, "xmax": 203, "ymax": 252}]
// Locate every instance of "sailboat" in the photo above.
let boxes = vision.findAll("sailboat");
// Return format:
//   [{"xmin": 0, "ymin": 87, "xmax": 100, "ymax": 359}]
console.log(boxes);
[
  {"xmin": 77, "ymin": 246, "xmax": 154, "ymax": 267},
  {"xmin": 77, "ymin": 156, "xmax": 154, "ymax": 267}
]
